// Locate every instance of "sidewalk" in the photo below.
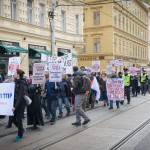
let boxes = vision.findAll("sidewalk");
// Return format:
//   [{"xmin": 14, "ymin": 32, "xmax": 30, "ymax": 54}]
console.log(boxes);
[{"xmin": 0, "ymin": 101, "xmax": 103, "ymax": 138}]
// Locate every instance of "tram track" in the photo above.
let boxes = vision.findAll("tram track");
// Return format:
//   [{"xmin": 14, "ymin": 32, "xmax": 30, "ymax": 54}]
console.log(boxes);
[{"xmin": 31, "ymin": 98, "xmax": 150, "ymax": 150}]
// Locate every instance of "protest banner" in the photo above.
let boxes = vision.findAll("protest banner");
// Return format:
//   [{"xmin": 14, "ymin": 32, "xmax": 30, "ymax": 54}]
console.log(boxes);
[
  {"xmin": 129, "ymin": 67, "xmax": 137, "ymax": 76},
  {"xmin": 106, "ymin": 78, "xmax": 124, "ymax": 101},
  {"xmin": 115, "ymin": 59, "xmax": 123, "ymax": 67},
  {"xmin": 61, "ymin": 53, "xmax": 73, "ymax": 74},
  {"xmin": 110, "ymin": 60, "xmax": 115, "ymax": 67},
  {"xmin": 92, "ymin": 61, "xmax": 100, "ymax": 72},
  {"xmin": 49, "ymin": 62, "xmax": 62, "ymax": 82},
  {"xmin": 0, "ymin": 83, "xmax": 15, "ymax": 116},
  {"xmin": 8, "ymin": 57, "xmax": 20, "ymax": 76},
  {"xmin": 32, "ymin": 63, "xmax": 46, "ymax": 84},
  {"xmin": 107, "ymin": 65, "xmax": 113, "ymax": 75}
]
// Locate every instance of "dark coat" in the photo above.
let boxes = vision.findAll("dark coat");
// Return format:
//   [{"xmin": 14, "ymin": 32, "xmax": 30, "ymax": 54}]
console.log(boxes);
[
  {"xmin": 14, "ymin": 78, "xmax": 26, "ymax": 110},
  {"xmin": 27, "ymin": 84, "xmax": 44, "ymax": 126}
]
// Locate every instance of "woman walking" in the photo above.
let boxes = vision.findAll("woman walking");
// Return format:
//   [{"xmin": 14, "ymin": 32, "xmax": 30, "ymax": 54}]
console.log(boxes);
[{"xmin": 12, "ymin": 69, "xmax": 26, "ymax": 142}]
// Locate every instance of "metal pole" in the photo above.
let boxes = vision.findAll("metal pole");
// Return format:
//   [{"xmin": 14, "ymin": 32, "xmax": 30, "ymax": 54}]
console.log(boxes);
[{"xmin": 51, "ymin": 16, "xmax": 55, "ymax": 56}]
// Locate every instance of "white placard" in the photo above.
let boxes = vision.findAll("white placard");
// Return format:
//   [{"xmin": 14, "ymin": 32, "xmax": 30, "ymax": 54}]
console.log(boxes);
[
  {"xmin": 49, "ymin": 62, "xmax": 62, "ymax": 82},
  {"xmin": 32, "ymin": 63, "xmax": 46, "ymax": 84},
  {"xmin": 107, "ymin": 65, "xmax": 113, "ymax": 75},
  {"xmin": 129, "ymin": 67, "xmax": 137, "ymax": 76},
  {"xmin": 115, "ymin": 59, "xmax": 123, "ymax": 67},
  {"xmin": 92, "ymin": 61, "xmax": 100, "ymax": 72},
  {"xmin": 8, "ymin": 57, "xmax": 20, "ymax": 76},
  {"xmin": 61, "ymin": 53, "xmax": 73, "ymax": 74},
  {"xmin": 0, "ymin": 83, "xmax": 15, "ymax": 116}
]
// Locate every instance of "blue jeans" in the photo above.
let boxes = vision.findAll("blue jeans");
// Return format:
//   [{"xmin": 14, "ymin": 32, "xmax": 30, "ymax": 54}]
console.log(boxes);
[
  {"xmin": 47, "ymin": 98, "xmax": 57, "ymax": 122},
  {"xmin": 109, "ymin": 100, "xmax": 120, "ymax": 108},
  {"xmin": 58, "ymin": 97, "xmax": 70, "ymax": 115}
]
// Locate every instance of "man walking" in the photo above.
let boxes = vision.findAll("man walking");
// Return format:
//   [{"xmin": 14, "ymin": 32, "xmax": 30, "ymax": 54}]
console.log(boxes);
[
  {"xmin": 72, "ymin": 66, "xmax": 90, "ymax": 127},
  {"xmin": 140, "ymin": 71, "xmax": 148, "ymax": 96},
  {"xmin": 122, "ymin": 69, "xmax": 132, "ymax": 104}
]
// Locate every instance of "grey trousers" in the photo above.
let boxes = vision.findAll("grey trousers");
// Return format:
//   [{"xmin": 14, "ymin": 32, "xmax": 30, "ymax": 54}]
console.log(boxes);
[{"xmin": 75, "ymin": 94, "xmax": 89, "ymax": 123}]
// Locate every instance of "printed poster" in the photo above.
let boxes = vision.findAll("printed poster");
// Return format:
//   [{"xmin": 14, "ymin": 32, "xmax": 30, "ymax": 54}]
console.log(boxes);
[
  {"xmin": 8, "ymin": 57, "xmax": 20, "ymax": 76},
  {"xmin": 32, "ymin": 63, "xmax": 46, "ymax": 84},
  {"xmin": 92, "ymin": 61, "xmax": 100, "ymax": 72},
  {"xmin": 0, "ymin": 83, "xmax": 15, "ymax": 116},
  {"xmin": 106, "ymin": 78, "xmax": 124, "ymax": 101}
]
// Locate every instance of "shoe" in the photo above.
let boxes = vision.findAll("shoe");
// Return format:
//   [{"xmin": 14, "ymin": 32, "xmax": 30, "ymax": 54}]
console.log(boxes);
[
  {"xmin": 120, "ymin": 101, "xmax": 124, "ymax": 105},
  {"xmin": 109, "ymin": 107, "xmax": 113, "ymax": 110},
  {"xmin": 66, "ymin": 112, "xmax": 70, "ymax": 117},
  {"xmin": 82, "ymin": 119, "xmax": 90, "ymax": 125},
  {"xmin": 31, "ymin": 126, "xmax": 38, "ymax": 130},
  {"xmin": 127, "ymin": 102, "xmax": 130, "ymax": 104},
  {"xmin": 58, "ymin": 114, "xmax": 63, "ymax": 118},
  {"xmin": 96, "ymin": 100, "xmax": 98, "ymax": 104},
  {"xmin": 5, "ymin": 125, "xmax": 12, "ymax": 129},
  {"xmin": 51, "ymin": 122, "xmax": 56, "ymax": 125},
  {"xmin": 72, "ymin": 122, "xmax": 81, "ymax": 126},
  {"xmin": 117, "ymin": 107, "xmax": 120, "ymax": 109},
  {"xmin": 13, "ymin": 135, "xmax": 22, "ymax": 142}
]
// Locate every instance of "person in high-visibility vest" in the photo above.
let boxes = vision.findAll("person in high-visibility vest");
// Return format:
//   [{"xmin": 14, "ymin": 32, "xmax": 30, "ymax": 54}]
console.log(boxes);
[
  {"xmin": 122, "ymin": 69, "xmax": 132, "ymax": 104},
  {"xmin": 140, "ymin": 71, "xmax": 148, "ymax": 96}
]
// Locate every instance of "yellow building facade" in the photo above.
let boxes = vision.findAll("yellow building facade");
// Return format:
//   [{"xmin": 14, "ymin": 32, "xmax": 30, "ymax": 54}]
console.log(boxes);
[{"xmin": 79, "ymin": 0, "xmax": 149, "ymax": 72}]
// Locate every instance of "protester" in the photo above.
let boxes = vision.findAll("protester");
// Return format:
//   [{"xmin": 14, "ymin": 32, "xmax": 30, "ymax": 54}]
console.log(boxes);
[
  {"xmin": 40, "ymin": 74, "xmax": 50, "ymax": 119},
  {"xmin": 140, "ymin": 71, "xmax": 148, "ymax": 96},
  {"xmin": 132, "ymin": 75, "xmax": 138, "ymax": 97},
  {"xmin": 148, "ymin": 74, "xmax": 150, "ymax": 94},
  {"xmin": 12, "ymin": 69, "xmax": 26, "ymax": 142},
  {"xmin": 109, "ymin": 71, "xmax": 120, "ymax": 109},
  {"xmin": 72, "ymin": 66, "xmax": 90, "ymax": 126},
  {"xmin": 122, "ymin": 69, "xmax": 132, "ymax": 104},
  {"xmin": 57, "ymin": 74, "xmax": 71, "ymax": 118},
  {"xmin": 45, "ymin": 78, "xmax": 59, "ymax": 125},
  {"xmin": 100, "ymin": 73, "xmax": 109, "ymax": 107},
  {"xmin": 27, "ymin": 77, "xmax": 44, "ymax": 130}
]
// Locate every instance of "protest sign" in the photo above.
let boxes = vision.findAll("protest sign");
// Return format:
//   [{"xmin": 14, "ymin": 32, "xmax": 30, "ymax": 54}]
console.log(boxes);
[
  {"xmin": 8, "ymin": 57, "xmax": 20, "ymax": 76},
  {"xmin": 110, "ymin": 60, "xmax": 115, "ymax": 67},
  {"xmin": 61, "ymin": 53, "xmax": 73, "ymax": 74},
  {"xmin": 32, "ymin": 63, "xmax": 46, "ymax": 84},
  {"xmin": 115, "ymin": 59, "xmax": 123, "ymax": 67},
  {"xmin": 49, "ymin": 62, "xmax": 62, "ymax": 82},
  {"xmin": 107, "ymin": 65, "xmax": 113, "ymax": 75},
  {"xmin": 106, "ymin": 78, "xmax": 124, "ymax": 101},
  {"xmin": 129, "ymin": 67, "xmax": 137, "ymax": 76},
  {"xmin": 92, "ymin": 61, "xmax": 100, "ymax": 72},
  {"xmin": 0, "ymin": 83, "xmax": 15, "ymax": 116}
]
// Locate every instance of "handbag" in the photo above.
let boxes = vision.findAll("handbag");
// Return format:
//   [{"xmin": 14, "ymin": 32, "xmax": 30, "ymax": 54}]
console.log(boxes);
[{"xmin": 24, "ymin": 95, "xmax": 32, "ymax": 105}]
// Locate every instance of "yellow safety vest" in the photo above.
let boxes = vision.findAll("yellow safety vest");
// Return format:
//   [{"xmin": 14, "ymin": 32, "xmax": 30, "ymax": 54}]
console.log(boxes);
[
  {"xmin": 122, "ymin": 74, "xmax": 131, "ymax": 86},
  {"xmin": 141, "ymin": 74, "xmax": 147, "ymax": 83}
]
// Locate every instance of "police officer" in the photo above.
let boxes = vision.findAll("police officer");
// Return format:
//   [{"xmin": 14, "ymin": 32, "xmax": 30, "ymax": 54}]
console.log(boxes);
[
  {"xmin": 140, "ymin": 71, "xmax": 148, "ymax": 96},
  {"xmin": 122, "ymin": 69, "xmax": 132, "ymax": 104}
]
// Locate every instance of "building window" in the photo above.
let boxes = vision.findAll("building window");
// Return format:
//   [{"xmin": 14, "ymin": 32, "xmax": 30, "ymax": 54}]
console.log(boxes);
[
  {"xmin": 93, "ymin": 38, "xmax": 100, "ymax": 53},
  {"xmin": 114, "ymin": 10, "xmax": 117, "ymax": 26},
  {"xmin": 61, "ymin": 10, "xmax": 66, "ymax": 32},
  {"xmin": 27, "ymin": 0, "xmax": 33, "ymax": 24},
  {"xmin": 122, "ymin": 16, "xmax": 125, "ymax": 30},
  {"xmin": 126, "ymin": 18, "xmax": 128, "ymax": 32},
  {"xmin": 114, "ymin": 37, "xmax": 117, "ymax": 53},
  {"xmin": 80, "ymin": 39, "xmax": 86, "ymax": 54},
  {"xmin": 93, "ymin": 11, "xmax": 100, "ymax": 25},
  {"xmin": 76, "ymin": 15, "xmax": 79, "ymax": 34},
  {"xmin": 118, "ymin": 13, "xmax": 121, "ymax": 28},
  {"xmin": 129, "ymin": 21, "xmax": 131, "ymax": 33},
  {"xmin": 83, "ymin": 13, "xmax": 85, "ymax": 26},
  {"xmin": 10, "ymin": 0, "xmax": 17, "ymax": 19},
  {"xmin": 119, "ymin": 38, "xmax": 121, "ymax": 53},
  {"xmin": 0, "ymin": 0, "xmax": 2, "ymax": 16},
  {"xmin": 39, "ymin": 3, "xmax": 45, "ymax": 27},
  {"xmin": 126, "ymin": 41, "xmax": 128, "ymax": 55}
]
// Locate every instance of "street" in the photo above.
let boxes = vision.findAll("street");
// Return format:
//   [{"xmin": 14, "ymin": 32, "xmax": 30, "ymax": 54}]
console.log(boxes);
[{"xmin": 0, "ymin": 95, "xmax": 150, "ymax": 150}]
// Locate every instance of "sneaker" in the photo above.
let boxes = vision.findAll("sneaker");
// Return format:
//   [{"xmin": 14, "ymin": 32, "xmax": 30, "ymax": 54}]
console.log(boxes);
[
  {"xmin": 66, "ymin": 112, "xmax": 71, "ymax": 117},
  {"xmin": 5, "ymin": 125, "xmax": 12, "ymax": 129},
  {"xmin": 51, "ymin": 122, "xmax": 56, "ymax": 125},
  {"xmin": 109, "ymin": 107, "xmax": 113, "ymax": 110},
  {"xmin": 58, "ymin": 114, "xmax": 63, "ymax": 118},
  {"xmin": 127, "ymin": 102, "xmax": 130, "ymax": 104},
  {"xmin": 72, "ymin": 122, "xmax": 81, "ymax": 127},
  {"xmin": 82, "ymin": 119, "xmax": 90, "ymax": 125},
  {"xmin": 14, "ymin": 135, "xmax": 22, "ymax": 142}
]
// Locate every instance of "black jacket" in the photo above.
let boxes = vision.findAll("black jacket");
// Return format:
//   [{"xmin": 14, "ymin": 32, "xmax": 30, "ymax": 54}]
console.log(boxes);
[{"xmin": 14, "ymin": 78, "xmax": 26, "ymax": 110}]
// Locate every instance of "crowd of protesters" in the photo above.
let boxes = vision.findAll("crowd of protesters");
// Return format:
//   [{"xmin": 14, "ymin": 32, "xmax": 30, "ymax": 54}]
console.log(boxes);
[{"xmin": 0, "ymin": 66, "xmax": 150, "ymax": 142}]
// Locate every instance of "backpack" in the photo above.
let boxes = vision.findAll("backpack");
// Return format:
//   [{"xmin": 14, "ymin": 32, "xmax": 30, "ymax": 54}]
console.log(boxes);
[{"xmin": 81, "ymin": 77, "xmax": 91, "ymax": 92}]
